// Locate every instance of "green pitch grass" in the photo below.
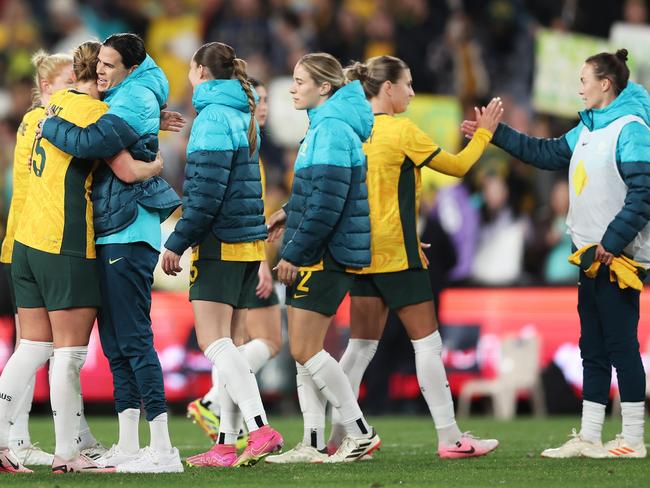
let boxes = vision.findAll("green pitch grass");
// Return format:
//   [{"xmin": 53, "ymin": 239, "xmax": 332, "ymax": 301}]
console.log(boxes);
[{"xmin": 3, "ymin": 415, "xmax": 647, "ymax": 487}]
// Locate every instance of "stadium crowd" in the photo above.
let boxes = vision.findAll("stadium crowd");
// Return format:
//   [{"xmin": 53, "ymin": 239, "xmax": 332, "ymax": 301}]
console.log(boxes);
[{"xmin": 0, "ymin": 0, "xmax": 647, "ymax": 293}]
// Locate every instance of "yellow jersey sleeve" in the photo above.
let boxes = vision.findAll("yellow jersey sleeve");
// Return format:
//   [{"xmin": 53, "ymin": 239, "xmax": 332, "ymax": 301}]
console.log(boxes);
[
  {"xmin": 426, "ymin": 127, "xmax": 493, "ymax": 177},
  {"xmin": 400, "ymin": 118, "xmax": 440, "ymax": 167},
  {"xmin": 0, "ymin": 107, "xmax": 45, "ymax": 263}
]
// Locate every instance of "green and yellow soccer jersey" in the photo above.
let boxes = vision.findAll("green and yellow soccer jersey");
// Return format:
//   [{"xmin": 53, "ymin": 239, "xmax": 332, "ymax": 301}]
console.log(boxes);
[
  {"xmin": 1, "ymin": 106, "xmax": 45, "ymax": 263},
  {"xmin": 15, "ymin": 89, "xmax": 108, "ymax": 258},
  {"xmin": 359, "ymin": 115, "xmax": 437, "ymax": 273}
]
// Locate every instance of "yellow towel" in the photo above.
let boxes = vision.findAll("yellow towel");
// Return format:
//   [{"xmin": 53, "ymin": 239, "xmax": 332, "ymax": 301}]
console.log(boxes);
[{"xmin": 568, "ymin": 244, "xmax": 646, "ymax": 291}]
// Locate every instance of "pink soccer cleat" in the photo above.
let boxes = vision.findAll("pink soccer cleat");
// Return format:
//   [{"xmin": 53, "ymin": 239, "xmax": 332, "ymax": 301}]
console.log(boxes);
[
  {"xmin": 233, "ymin": 425, "xmax": 283, "ymax": 467},
  {"xmin": 51, "ymin": 453, "xmax": 116, "ymax": 473},
  {"xmin": 186, "ymin": 444, "xmax": 237, "ymax": 468},
  {"xmin": 0, "ymin": 448, "xmax": 33, "ymax": 473},
  {"xmin": 438, "ymin": 433, "xmax": 499, "ymax": 459}
]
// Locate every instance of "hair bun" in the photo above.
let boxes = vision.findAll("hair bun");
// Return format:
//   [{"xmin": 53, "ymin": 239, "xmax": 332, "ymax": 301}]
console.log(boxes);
[
  {"xmin": 615, "ymin": 48, "xmax": 629, "ymax": 62},
  {"xmin": 31, "ymin": 50, "xmax": 49, "ymax": 68},
  {"xmin": 344, "ymin": 61, "xmax": 368, "ymax": 82}
]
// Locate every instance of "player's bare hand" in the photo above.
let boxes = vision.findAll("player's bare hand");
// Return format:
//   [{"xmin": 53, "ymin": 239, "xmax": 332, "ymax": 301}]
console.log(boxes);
[
  {"xmin": 595, "ymin": 243, "xmax": 614, "ymax": 266},
  {"xmin": 267, "ymin": 208, "xmax": 287, "ymax": 243},
  {"xmin": 160, "ymin": 110, "xmax": 186, "ymax": 132},
  {"xmin": 256, "ymin": 261, "xmax": 274, "ymax": 299},
  {"xmin": 162, "ymin": 249, "xmax": 183, "ymax": 276},
  {"xmin": 152, "ymin": 151, "xmax": 164, "ymax": 176},
  {"xmin": 477, "ymin": 97, "xmax": 504, "ymax": 133},
  {"xmin": 274, "ymin": 259, "xmax": 298, "ymax": 286}
]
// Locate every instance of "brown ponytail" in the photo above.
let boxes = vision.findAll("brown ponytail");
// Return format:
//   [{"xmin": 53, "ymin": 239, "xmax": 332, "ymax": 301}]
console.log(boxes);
[
  {"xmin": 233, "ymin": 57, "xmax": 258, "ymax": 156},
  {"xmin": 193, "ymin": 42, "xmax": 258, "ymax": 156}
]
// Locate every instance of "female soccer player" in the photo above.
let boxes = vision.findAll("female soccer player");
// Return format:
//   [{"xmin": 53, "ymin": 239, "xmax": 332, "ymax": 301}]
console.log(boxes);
[
  {"xmin": 269, "ymin": 55, "xmax": 501, "ymax": 464},
  {"xmin": 0, "ymin": 40, "xmax": 161, "ymax": 474},
  {"xmin": 266, "ymin": 52, "xmax": 379, "ymax": 464},
  {"xmin": 186, "ymin": 78, "xmax": 282, "ymax": 443},
  {"xmin": 161, "ymin": 42, "xmax": 283, "ymax": 468},
  {"xmin": 0, "ymin": 50, "xmax": 72, "ymax": 467},
  {"xmin": 462, "ymin": 49, "xmax": 650, "ymax": 459},
  {"xmin": 39, "ymin": 33, "xmax": 183, "ymax": 473}
]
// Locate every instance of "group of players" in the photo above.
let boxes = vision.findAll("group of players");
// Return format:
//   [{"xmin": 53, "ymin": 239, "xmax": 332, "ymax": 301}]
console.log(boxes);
[{"xmin": 0, "ymin": 29, "xmax": 647, "ymax": 475}]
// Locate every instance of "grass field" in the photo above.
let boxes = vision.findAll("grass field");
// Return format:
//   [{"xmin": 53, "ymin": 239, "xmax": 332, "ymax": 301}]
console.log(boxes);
[{"xmin": 3, "ymin": 415, "xmax": 648, "ymax": 487}]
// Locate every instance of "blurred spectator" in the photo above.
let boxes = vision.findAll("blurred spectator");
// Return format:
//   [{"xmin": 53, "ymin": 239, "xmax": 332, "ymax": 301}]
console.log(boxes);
[
  {"xmin": 471, "ymin": 173, "xmax": 530, "ymax": 286},
  {"xmin": 526, "ymin": 179, "xmax": 577, "ymax": 284},
  {"xmin": 435, "ymin": 182, "xmax": 479, "ymax": 284},
  {"xmin": 146, "ymin": 0, "xmax": 200, "ymax": 107},
  {"xmin": 203, "ymin": 0, "xmax": 271, "ymax": 64},
  {"xmin": 364, "ymin": 9, "xmax": 396, "ymax": 59},
  {"xmin": 623, "ymin": 0, "xmax": 648, "ymax": 24},
  {"xmin": 427, "ymin": 10, "xmax": 490, "ymax": 106}
]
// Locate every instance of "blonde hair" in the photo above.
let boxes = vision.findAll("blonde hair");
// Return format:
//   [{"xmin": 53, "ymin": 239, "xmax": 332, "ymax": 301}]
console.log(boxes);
[
  {"xmin": 194, "ymin": 42, "xmax": 258, "ymax": 156},
  {"xmin": 298, "ymin": 53, "xmax": 346, "ymax": 96},
  {"xmin": 72, "ymin": 41, "xmax": 101, "ymax": 83},
  {"xmin": 31, "ymin": 50, "xmax": 73, "ymax": 107}
]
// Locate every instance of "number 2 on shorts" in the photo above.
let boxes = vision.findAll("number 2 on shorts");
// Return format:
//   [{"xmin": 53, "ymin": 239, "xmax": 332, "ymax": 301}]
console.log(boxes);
[{"xmin": 296, "ymin": 271, "xmax": 312, "ymax": 292}]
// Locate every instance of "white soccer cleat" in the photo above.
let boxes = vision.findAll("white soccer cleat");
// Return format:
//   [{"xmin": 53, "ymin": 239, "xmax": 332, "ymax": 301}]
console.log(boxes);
[
  {"xmin": 265, "ymin": 443, "xmax": 329, "ymax": 464},
  {"xmin": 438, "ymin": 433, "xmax": 499, "ymax": 459},
  {"xmin": 80, "ymin": 442, "xmax": 108, "ymax": 460},
  {"xmin": 12, "ymin": 442, "xmax": 54, "ymax": 466},
  {"xmin": 540, "ymin": 429, "xmax": 601, "ymax": 458},
  {"xmin": 116, "ymin": 446, "xmax": 184, "ymax": 473},
  {"xmin": 582, "ymin": 434, "xmax": 647, "ymax": 459},
  {"xmin": 95, "ymin": 444, "xmax": 140, "ymax": 467},
  {"xmin": 325, "ymin": 429, "xmax": 381, "ymax": 463}
]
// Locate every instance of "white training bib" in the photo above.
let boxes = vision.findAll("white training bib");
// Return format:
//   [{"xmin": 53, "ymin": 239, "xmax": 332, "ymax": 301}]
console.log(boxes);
[{"xmin": 567, "ymin": 114, "xmax": 650, "ymax": 265}]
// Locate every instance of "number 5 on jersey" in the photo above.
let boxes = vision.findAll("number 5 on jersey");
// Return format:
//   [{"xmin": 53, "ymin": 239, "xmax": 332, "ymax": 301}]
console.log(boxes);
[{"xmin": 32, "ymin": 139, "xmax": 46, "ymax": 177}]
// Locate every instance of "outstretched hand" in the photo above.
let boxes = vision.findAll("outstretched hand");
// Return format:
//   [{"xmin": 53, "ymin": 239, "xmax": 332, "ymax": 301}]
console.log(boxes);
[{"xmin": 460, "ymin": 97, "xmax": 504, "ymax": 139}]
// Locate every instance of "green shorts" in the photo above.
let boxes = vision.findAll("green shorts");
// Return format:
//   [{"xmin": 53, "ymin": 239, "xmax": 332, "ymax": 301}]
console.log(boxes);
[
  {"xmin": 248, "ymin": 288, "xmax": 280, "ymax": 309},
  {"xmin": 11, "ymin": 241, "xmax": 101, "ymax": 311},
  {"xmin": 189, "ymin": 258, "xmax": 260, "ymax": 309},
  {"xmin": 3, "ymin": 263, "xmax": 16, "ymax": 314},
  {"xmin": 286, "ymin": 269, "xmax": 355, "ymax": 317},
  {"xmin": 350, "ymin": 268, "xmax": 434, "ymax": 310}
]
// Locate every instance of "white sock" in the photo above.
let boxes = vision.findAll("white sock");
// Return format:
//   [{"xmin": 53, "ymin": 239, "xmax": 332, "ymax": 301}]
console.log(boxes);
[
  {"xmin": 77, "ymin": 403, "xmax": 98, "ymax": 450},
  {"xmin": 331, "ymin": 339, "xmax": 378, "ymax": 446},
  {"xmin": 217, "ymin": 373, "xmax": 243, "ymax": 445},
  {"xmin": 117, "ymin": 408, "xmax": 140, "ymax": 454},
  {"xmin": 204, "ymin": 338, "xmax": 267, "ymax": 432},
  {"xmin": 8, "ymin": 374, "xmax": 35, "ymax": 448},
  {"xmin": 0, "ymin": 339, "xmax": 52, "ymax": 447},
  {"xmin": 303, "ymin": 350, "xmax": 371, "ymax": 437},
  {"xmin": 201, "ymin": 365, "xmax": 221, "ymax": 416},
  {"xmin": 579, "ymin": 400, "xmax": 606, "ymax": 444},
  {"xmin": 51, "ymin": 346, "xmax": 87, "ymax": 460},
  {"xmin": 621, "ymin": 401, "xmax": 645, "ymax": 446},
  {"xmin": 412, "ymin": 331, "xmax": 462, "ymax": 445},
  {"xmin": 296, "ymin": 362, "xmax": 326, "ymax": 450},
  {"xmin": 238, "ymin": 339, "xmax": 272, "ymax": 374},
  {"xmin": 149, "ymin": 412, "xmax": 173, "ymax": 453}
]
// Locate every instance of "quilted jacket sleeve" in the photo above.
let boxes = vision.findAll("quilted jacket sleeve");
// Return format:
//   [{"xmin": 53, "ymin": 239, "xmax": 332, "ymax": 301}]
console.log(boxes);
[
  {"xmin": 164, "ymin": 113, "xmax": 234, "ymax": 254},
  {"xmin": 41, "ymin": 114, "xmax": 140, "ymax": 159},
  {"xmin": 281, "ymin": 121, "xmax": 352, "ymax": 265}
]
